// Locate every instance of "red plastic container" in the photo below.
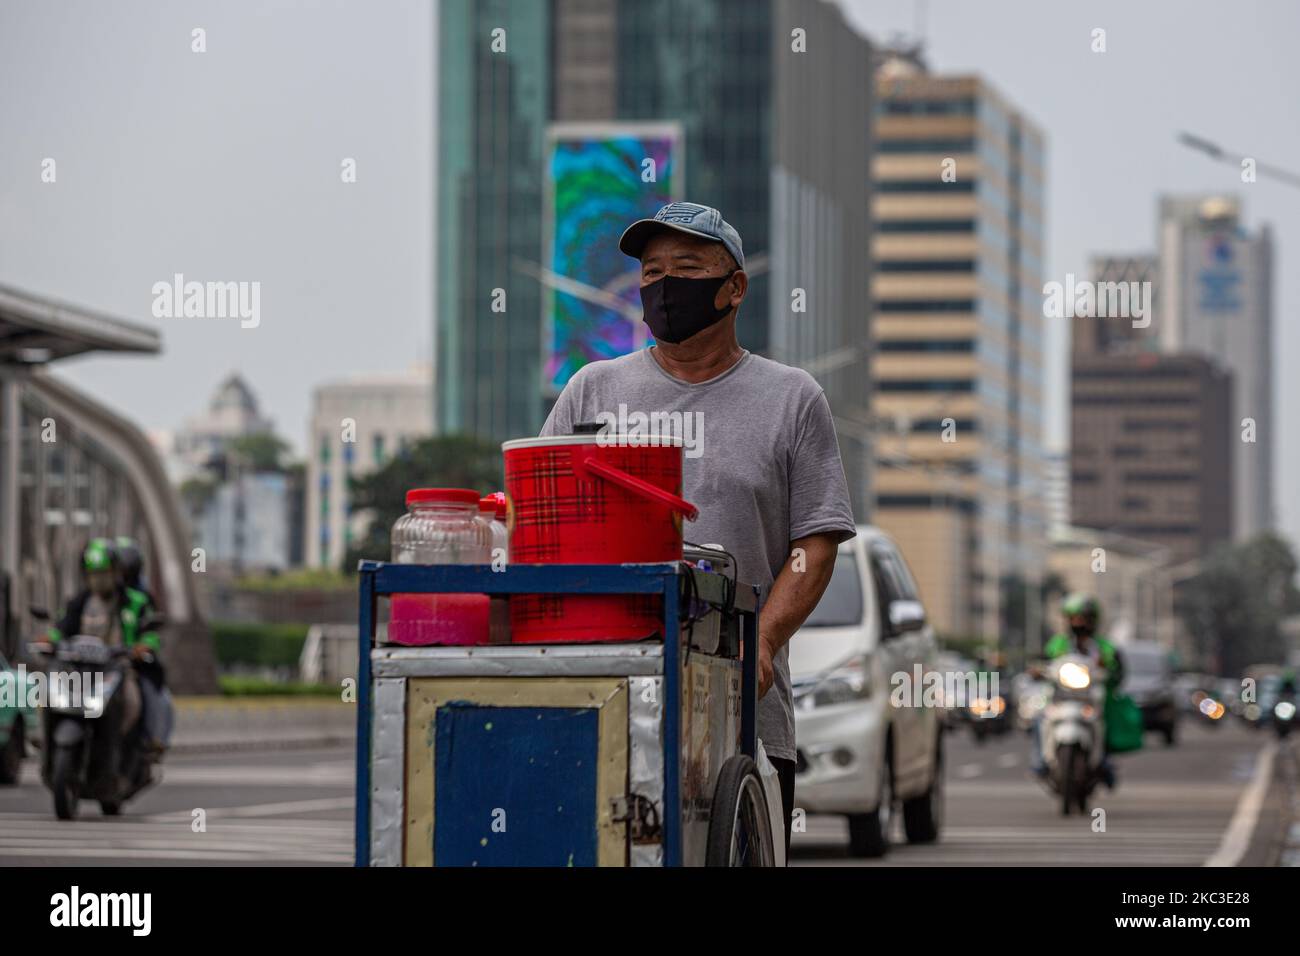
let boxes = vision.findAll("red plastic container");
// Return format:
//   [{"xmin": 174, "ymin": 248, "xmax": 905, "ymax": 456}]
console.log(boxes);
[
  {"xmin": 502, "ymin": 435, "xmax": 698, "ymax": 643},
  {"xmin": 389, "ymin": 488, "xmax": 491, "ymax": 646}
]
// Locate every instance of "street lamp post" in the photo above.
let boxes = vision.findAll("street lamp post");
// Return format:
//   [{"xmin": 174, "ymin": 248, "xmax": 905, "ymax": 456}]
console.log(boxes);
[{"xmin": 1177, "ymin": 132, "xmax": 1300, "ymax": 189}]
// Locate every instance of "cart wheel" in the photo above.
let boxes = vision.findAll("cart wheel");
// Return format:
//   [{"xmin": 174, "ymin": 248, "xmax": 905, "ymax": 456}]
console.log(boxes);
[{"xmin": 706, "ymin": 755, "xmax": 777, "ymax": 867}]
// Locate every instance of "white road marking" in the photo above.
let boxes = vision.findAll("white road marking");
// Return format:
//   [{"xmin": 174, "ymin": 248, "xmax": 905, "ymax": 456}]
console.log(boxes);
[
  {"xmin": 0, "ymin": 817, "xmax": 351, "ymax": 863},
  {"xmin": 144, "ymin": 796, "xmax": 354, "ymax": 820},
  {"xmin": 1, "ymin": 755, "xmax": 355, "ymax": 865},
  {"xmin": 12, "ymin": 761, "xmax": 353, "ymax": 787},
  {"xmin": 1203, "ymin": 739, "xmax": 1274, "ymax": 867}
]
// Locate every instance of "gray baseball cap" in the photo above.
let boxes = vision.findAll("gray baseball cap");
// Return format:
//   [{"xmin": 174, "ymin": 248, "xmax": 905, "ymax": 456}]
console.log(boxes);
[{"xmin": 618, "ymin": 201, "xmax": 745, "ymax": 270}]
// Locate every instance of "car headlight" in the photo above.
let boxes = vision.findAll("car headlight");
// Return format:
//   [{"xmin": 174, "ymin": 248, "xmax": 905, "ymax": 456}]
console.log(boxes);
[
  {"xmin": 1058, "ymin": 662, "xmax": 1091, "ymax": 690},
  {"xmin": 798, "ymin": 656, "xmax": 871, "ymax": 710}
]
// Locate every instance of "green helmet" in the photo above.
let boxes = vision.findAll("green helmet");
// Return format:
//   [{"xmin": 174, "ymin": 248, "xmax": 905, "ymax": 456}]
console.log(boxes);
[
  {"xmin": 82, "ymin": 537, "xmax": 116, "ymax": 574},
  {"xmin": 1061, "ymin": 592, "xmax": 1100, "ymax": 621}
]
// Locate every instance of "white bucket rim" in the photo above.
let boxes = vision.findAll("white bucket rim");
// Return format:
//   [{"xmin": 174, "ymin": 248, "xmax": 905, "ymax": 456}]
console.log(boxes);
[{"xmin": 502, "ymin": 434, "xmax": 685, "ymax": 451}]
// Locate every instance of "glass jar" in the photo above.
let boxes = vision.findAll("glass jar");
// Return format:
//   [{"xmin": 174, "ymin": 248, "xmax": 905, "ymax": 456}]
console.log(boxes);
[
  {"xmin": 478, "ymin": 493, "xmax": 509, "ymax": 563},
  {"xmin": 389, "ymin": 488, "xmax": 491, "ymax": 645}
]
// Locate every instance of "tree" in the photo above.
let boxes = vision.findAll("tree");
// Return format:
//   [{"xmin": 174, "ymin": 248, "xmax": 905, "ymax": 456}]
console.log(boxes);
[
  {"xmin": 341, "ymin": 434, "xmax": 504, "ymax": 572},
  {"xmin": 226, "ymin": 432, "xmax": 291, "ymax": 473},
  {"xmin": 1178, "ymin": 533, "xmax": 1300, "ymax": 676},
  {"xmin": 179, "ymin": 475, "xmax": 218, "ymax": 523}
]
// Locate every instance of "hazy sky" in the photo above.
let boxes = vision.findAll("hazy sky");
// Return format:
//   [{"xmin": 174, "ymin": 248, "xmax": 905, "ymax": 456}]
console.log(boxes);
[{"xmin": 2, "ymin": 0, "xmax": 1295, "ymax": 547}]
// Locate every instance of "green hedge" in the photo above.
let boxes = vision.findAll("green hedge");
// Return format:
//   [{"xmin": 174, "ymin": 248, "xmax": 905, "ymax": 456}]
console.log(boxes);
[
  {"xmin": 211, "ymin": 621, "xmax": 310, "ymax": 669},
  {"xmin": 217, "ymin": 676, "xmax": 338, "ymax": 697}
]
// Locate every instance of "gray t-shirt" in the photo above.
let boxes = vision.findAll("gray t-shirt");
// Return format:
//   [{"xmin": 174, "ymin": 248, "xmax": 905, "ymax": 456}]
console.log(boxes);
[{"xmin": 540, "ymin": 347, "xmax": 857, "ymax": 760}]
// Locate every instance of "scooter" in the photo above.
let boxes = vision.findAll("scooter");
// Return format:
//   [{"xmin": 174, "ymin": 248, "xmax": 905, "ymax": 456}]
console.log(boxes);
[
  {"xmin": 28, "ymin": 634, "xmax": 159, "ymax": 820},
  {"xmin": 1274, "ymin": 697, "xmax": 1296, "ymax": 739},
  {"xmin": 1039, "ymin": 653, "xmax": 1107, "ymax": 816}
]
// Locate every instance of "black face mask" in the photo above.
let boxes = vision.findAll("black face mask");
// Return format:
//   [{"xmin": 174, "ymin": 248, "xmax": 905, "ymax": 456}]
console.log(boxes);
[
  {"xmin": 639, "ymin": 271, "xmax": 736, "ymax": 344},
  {"xmin": 1070, "ymin": 623, "xmax": 1094, "ymax": 640}
]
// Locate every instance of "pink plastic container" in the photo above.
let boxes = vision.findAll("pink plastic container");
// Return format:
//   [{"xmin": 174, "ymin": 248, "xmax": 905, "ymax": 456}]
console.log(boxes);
[{"xmin": 389, "ymin": 488, "xmax": 491, "ymax": 646}]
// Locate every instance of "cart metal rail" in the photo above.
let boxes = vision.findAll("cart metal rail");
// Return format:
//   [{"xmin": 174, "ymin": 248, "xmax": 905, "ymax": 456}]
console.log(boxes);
[{"xmin": 355, "ymin": 560, "xmax": 760, "ymax": 866}]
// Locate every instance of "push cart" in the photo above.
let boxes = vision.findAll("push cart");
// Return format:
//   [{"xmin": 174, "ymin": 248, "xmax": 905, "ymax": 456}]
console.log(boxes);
[{"xmin": 354, "ymin": 560, "xmax": 783, "ymax": 866}]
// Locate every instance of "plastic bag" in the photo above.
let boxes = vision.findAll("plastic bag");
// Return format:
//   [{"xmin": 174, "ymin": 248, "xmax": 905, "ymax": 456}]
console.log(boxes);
[
  {"xmin": 1105, "ymin": 693, "xmax": 1144, "ymax": 753},
  {"xmin": 754, "ymin": 740, "xmax": 787, "ymax": 867}
]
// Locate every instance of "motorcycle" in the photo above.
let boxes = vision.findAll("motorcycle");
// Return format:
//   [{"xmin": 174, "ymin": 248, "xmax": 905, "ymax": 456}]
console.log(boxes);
[
  {"xmin": 1038, "ymin": 653, "xmax": 1107, "ymax": 816},
  {"xmin": 28, "ymin": 632, "xmax": 160, "ymax": 820},
  {"xmin": 1274, "ymin": 697, "xmax": 1296, "ymax": 739}
]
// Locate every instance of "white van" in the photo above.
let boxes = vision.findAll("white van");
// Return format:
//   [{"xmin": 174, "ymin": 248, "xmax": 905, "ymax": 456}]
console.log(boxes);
[{"xmin": 789, "ymin": 526, "xmax": 944, "ymax": 857}]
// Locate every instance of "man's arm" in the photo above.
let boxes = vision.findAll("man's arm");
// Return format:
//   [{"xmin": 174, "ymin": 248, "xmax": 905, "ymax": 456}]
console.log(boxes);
[
  {"xmin": 764, "ymin": 384, "xmax": 857, "ymax": 696},
  {"xmin": 756, "ymin": 532, "xmax": 840, "ymax": 697},
  {"xmin": 48, "ymin": 592, "xmax": 87, "ymax": 643}
]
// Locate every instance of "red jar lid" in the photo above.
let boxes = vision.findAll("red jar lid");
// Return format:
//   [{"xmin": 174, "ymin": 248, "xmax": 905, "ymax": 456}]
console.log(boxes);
[
  {"xmin": 406, "ymin": 488, "xmax": 481, "ymax": 507},
  {"xmin": 478, "ymin": 497, "xmax": 496, "ymax": 513}
]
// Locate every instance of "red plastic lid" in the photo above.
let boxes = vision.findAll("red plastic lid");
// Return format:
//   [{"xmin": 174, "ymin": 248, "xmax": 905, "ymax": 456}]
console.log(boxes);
[
  {"xmin": 485, "ymin": 491, "xmax": 507, "ymax": 520},
  {"xmin": 406, "ymin": 488, "xmax": 481, "ymax": 507},
  {"xmin": 478, "ymin": 497, "xmax": 496, "ymax": 513}
]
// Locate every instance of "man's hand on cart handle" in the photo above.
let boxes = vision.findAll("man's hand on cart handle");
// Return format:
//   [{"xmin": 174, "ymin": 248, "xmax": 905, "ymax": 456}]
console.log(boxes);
[
  {"xmin": 756, "ymin": 532, "xmax": 843, "ymax": 699},
  {"xmin": 758, "ymin": 634, "xmax": 776, "ymax": 698}
]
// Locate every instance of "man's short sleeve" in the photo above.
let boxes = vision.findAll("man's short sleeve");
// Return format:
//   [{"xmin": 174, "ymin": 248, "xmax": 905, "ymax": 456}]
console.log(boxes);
[
  {"xmin": 788, "ymin": 390, "xmax": 857, "ymax": 543},
  {"xmin": 540, "ymin": 388, "xmax": 576, "ymax": 437}
]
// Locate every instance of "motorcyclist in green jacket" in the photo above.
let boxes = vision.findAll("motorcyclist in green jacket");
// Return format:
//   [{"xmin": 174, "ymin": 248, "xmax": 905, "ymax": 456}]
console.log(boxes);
[
  {"xmin": 36, "ymin": 538, "xmax": 169, "ymax": 754},
  {"xmin": 1044, "ymin": 593, "xmax": 1124, "ymax": 691},
  {"xmin": 1031, "ymin": 593, "xmax": 1123, "ymax": 788}
]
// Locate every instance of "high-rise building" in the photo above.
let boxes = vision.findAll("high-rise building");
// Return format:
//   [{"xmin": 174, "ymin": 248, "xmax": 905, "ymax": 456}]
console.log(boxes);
[
  {"xmin": 435, "ymin": 0, "xmax": 550, "ymax": 445},
  {"xmin": 1070, "ymin": 351, "xmax": 1233, "ymax": 563},
  {"xmin": 435, "ymin": 0, "xmax": 874, "ymax": 513},
  {"xmin": 1074, "ymin": 255, "xmax": 1161, "ymax": 358},
  {"xmin": 306, "ymin": 368, "xmax": 434, "ymax": 569},
  {"xmin": 1158, "ymin": 195, "xmax": 1273, "ymax": 540},
  {"xmin": 870, "ymin": 53, "xmax": 1048, "ymax": 638},
  {"xmin": 1042, "ymin": 451, "xmax": 1070, "ymax": 536}
]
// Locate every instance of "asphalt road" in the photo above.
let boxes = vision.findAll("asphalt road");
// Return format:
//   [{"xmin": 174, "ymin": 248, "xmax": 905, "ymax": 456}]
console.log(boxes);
[
  {"xmin": 0, "ymin": 719, "xmax": 1284, "ymax": 866},
  {"xmin": 791, "ymin": 718, "xmax": 1282, "ymax": 866},
  {"xmin": 0, "ymin": 746, "xmax": 354, "ymax": 866}
]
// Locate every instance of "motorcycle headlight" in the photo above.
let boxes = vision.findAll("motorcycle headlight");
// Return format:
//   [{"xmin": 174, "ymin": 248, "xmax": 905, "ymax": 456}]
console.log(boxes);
[
  {"xmin": 1058, "ymin": 662, "xmax": 1092, "ymax": 690},
  {"xmin": 798, "ymin": 656, "xmax": 871, "ymax": 710},
  {"xmin": 1275, "ymin": 701, "xmax": 1296, "ymax": 721},
  {"xmin": 82, "ymin": 689, "xmax": 104, "ymax": 717},
  {"xmin": 49, "ymin": 682, "xmax": 75, "ymax": 709}
]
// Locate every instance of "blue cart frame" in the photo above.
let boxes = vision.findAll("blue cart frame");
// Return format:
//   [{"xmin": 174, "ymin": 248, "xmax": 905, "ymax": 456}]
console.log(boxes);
[{"xmin": 354, "ymin": 560, "xmax": 759, "ymax": 867}]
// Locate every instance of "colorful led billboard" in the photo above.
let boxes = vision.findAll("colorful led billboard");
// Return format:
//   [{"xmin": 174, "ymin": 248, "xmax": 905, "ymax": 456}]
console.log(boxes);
[{"xmin": 542, "ymin": 122, "xmax": 682, "ymax": 393}]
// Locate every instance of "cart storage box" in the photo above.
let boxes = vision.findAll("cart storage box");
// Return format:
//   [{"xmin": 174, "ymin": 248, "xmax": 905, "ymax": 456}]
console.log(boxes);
[{"xmin": 355, "ymin": 562, "xmax": 774, "ymax": 867}]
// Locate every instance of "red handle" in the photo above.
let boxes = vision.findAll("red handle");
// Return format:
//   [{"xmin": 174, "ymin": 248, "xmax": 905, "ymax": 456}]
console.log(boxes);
[{"xmin": 575, "ymin": 454, "xmax": 699, "ymax": 521}]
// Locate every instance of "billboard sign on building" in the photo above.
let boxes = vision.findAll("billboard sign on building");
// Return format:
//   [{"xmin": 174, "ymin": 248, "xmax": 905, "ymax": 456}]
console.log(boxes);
[
  {"xmin": 1197, "ymin": 231, "xmax": 1242, "ymax": 313},
  {"xmin": 542, "ymin": 122, "xmax": 682, "ymax": 394}
]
